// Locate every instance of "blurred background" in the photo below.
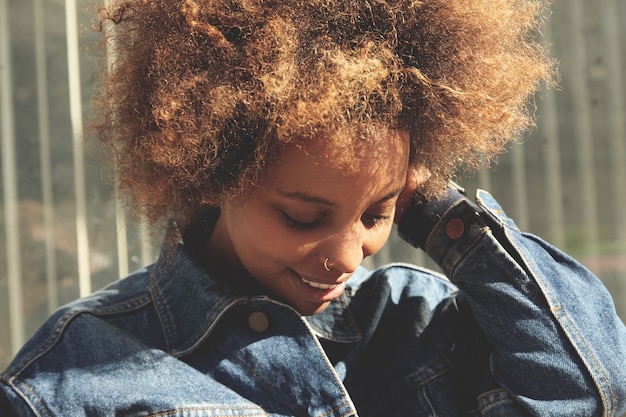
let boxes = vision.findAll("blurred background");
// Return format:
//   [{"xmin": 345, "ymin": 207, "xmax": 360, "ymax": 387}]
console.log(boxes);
[{"xmin": 1, "ymin": 0, "xmax": 626, "ymax": 377}]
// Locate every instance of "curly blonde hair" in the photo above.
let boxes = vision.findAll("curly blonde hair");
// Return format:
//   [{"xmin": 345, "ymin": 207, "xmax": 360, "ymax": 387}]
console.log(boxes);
[{"xmin": 92, "ymin": 0, "xmax": 554, "ymax": 233}]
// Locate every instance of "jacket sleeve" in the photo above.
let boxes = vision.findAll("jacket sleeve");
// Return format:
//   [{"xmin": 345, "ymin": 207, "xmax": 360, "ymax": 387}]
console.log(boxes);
[{"xmin": 398, "ymin": 187, "xmax": 626, "ymax": 417}]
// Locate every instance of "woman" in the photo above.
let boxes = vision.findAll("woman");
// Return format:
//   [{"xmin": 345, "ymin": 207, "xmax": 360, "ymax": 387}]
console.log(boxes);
[{"xmin": 2, "ymin": 0, "xmax": 625, "ymax": 415}]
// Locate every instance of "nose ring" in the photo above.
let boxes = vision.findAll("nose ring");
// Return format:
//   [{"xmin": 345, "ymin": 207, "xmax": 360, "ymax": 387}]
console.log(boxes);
[{"xmin": 323, "ymin": 257, "xmax": 334, "ymax": 272}]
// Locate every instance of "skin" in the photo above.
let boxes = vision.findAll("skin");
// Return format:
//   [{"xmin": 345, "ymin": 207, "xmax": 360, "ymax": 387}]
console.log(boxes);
[{"xmin": 208, "ymin": 131, "xmax": 412, "ymax": 315}]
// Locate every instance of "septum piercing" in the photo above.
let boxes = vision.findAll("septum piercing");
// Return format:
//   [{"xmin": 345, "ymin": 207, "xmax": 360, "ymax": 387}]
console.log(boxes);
[{"xmin": 323, "ymin": 257, "xmax": 334, "ymax": 272}]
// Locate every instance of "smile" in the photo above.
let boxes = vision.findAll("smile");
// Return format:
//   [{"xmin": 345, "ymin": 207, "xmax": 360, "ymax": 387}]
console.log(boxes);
[{"xmin": 300, "ymin": 277, "xmax": 339, "ymax": 290}]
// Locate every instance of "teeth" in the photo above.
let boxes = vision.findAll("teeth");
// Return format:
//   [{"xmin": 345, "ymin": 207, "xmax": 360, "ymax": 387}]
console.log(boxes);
[{"xmin": 301, "ymin": 277, "xmax": 338, "ymax": 290}]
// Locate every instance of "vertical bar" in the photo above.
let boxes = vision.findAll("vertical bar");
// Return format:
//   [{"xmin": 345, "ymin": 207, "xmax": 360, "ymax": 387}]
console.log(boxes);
[
  {"xmin": 511, "ymin": 144, "xmax": 529, "ymax": 231},
  {"xmin": 541, "ymin": 88, "xmax": 567, "ymax": 249},
  {"xmin": 601, "ymin": 0, "xmax": 626, "ymax": 247},
  {"xmin": 103, "ymin": 0, "xmax": 130, "ymax": 278},
  {"xmin": 34, "ymin": 0, "xmax": 59, "ymax": 313},
  {"xmin": 602, "ymin": 0, "xmax": 626, "ymax": 317},
  {"xmin": 115, "ymin": 194, "xmax": 129, "ymax": 278},
  {"xmin": 0, "ymin": 0, "xmax": 25, "ymax": 355},
  {"xmin": 570, "ymin": 0, "xmax": 600, "ymax": 268},
  {"xmin": 65, "ymin": 0, "xmax": 91, "ymax": 296},
  {"xmin": 541, "ymin": 20, "xmax": 566, "ymax": 249}
]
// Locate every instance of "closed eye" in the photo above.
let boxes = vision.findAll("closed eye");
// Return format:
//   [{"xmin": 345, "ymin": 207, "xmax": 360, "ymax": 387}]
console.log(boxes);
[{"xmin": 282, "ymin": 212, "xmax": 321, "ymax": 230}]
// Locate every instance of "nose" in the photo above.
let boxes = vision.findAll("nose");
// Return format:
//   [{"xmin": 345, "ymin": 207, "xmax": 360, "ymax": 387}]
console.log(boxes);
[{"xmin": 323, "ymin": 225, "xmax": 383, "ymax": 274}]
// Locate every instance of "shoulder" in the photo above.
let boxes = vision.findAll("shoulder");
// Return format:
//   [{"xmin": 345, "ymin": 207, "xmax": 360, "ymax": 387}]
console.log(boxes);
[
  {"xmin": 2, "ymin": 266, "xmax": 155, "ymax": 378},
  {"xmin": 308, "ymin": 263, "xmax": 458, "ymax": 345},
  {"xmin": 347, "ymin": 263, "xmax": 457, "ymax": 307}
]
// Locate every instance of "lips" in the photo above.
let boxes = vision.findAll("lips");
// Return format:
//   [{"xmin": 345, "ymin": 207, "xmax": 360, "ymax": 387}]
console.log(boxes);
[{"xmin": 287, "ymin": 269, "xmax": 349, "ymax": 311}]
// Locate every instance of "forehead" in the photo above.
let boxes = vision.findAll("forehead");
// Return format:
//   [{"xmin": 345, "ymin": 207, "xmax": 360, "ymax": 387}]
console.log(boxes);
[
  {"xmin": 291, "ymin": 128, "xmax": 409, "ymax": 172},
  {"xmin": 262, "ymin": 130, "xmax": 409, "ymax": 193}
]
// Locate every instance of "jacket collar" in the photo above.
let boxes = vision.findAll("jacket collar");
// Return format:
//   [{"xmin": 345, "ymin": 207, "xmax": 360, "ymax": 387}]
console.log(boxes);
[{"xmin": 148, "ymin": 239, "xmax": 363, "ymax": 357}]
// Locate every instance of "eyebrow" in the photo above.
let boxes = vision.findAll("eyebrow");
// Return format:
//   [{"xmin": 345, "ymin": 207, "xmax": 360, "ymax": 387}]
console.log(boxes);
[{"xmin": 275, "ymin": 187, "xmax": 404, "ymax": 207}]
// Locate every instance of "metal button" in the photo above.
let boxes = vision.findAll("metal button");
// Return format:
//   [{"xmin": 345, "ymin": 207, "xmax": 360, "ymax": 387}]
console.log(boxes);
[
  {"xmin": 248, "ymin": 311, "xmax": 269, "ymax": 333},
  {"xmin": 446, "ymin": 217, "xmax": 465, "ymax": 239}
]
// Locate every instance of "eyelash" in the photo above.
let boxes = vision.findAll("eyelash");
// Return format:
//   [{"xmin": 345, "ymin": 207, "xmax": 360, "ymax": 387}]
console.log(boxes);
[
  {"xmin": 282, "ymin": 213, "xmax": 320, "ymax": 230},
  {"xmin": 282, "ymin": 212, "xmax": 390, "ymax": 230},
  {"xmin": 361, "ymin": 213, "xmax": 391, "ymax": 228}
]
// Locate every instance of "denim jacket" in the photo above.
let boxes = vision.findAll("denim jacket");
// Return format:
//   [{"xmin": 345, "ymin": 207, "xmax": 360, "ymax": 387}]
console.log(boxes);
[{"xmin": 1, "ymin": 190, "xmax": 625, "ymax": 416}]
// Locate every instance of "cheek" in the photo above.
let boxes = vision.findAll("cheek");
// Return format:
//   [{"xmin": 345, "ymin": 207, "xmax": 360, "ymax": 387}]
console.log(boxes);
[
  {"xmin": 232, "ymin": 210, "xmax": 301, "ymax": 263},
  {"xmin": 365, "ymin": 223, "xmax": 395, "ymax": 257}
]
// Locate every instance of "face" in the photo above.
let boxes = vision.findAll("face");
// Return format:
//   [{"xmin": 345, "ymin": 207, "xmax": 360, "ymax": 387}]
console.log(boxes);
[{"xmin": 208, "ymin": 131, "xmax": 410, "ymax": 315}]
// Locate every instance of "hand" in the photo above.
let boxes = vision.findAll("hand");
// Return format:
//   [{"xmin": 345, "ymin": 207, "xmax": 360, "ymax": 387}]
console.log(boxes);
[{"xmin": 394, "ymin": 165, "xmax": 430, "ymax": 224}]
